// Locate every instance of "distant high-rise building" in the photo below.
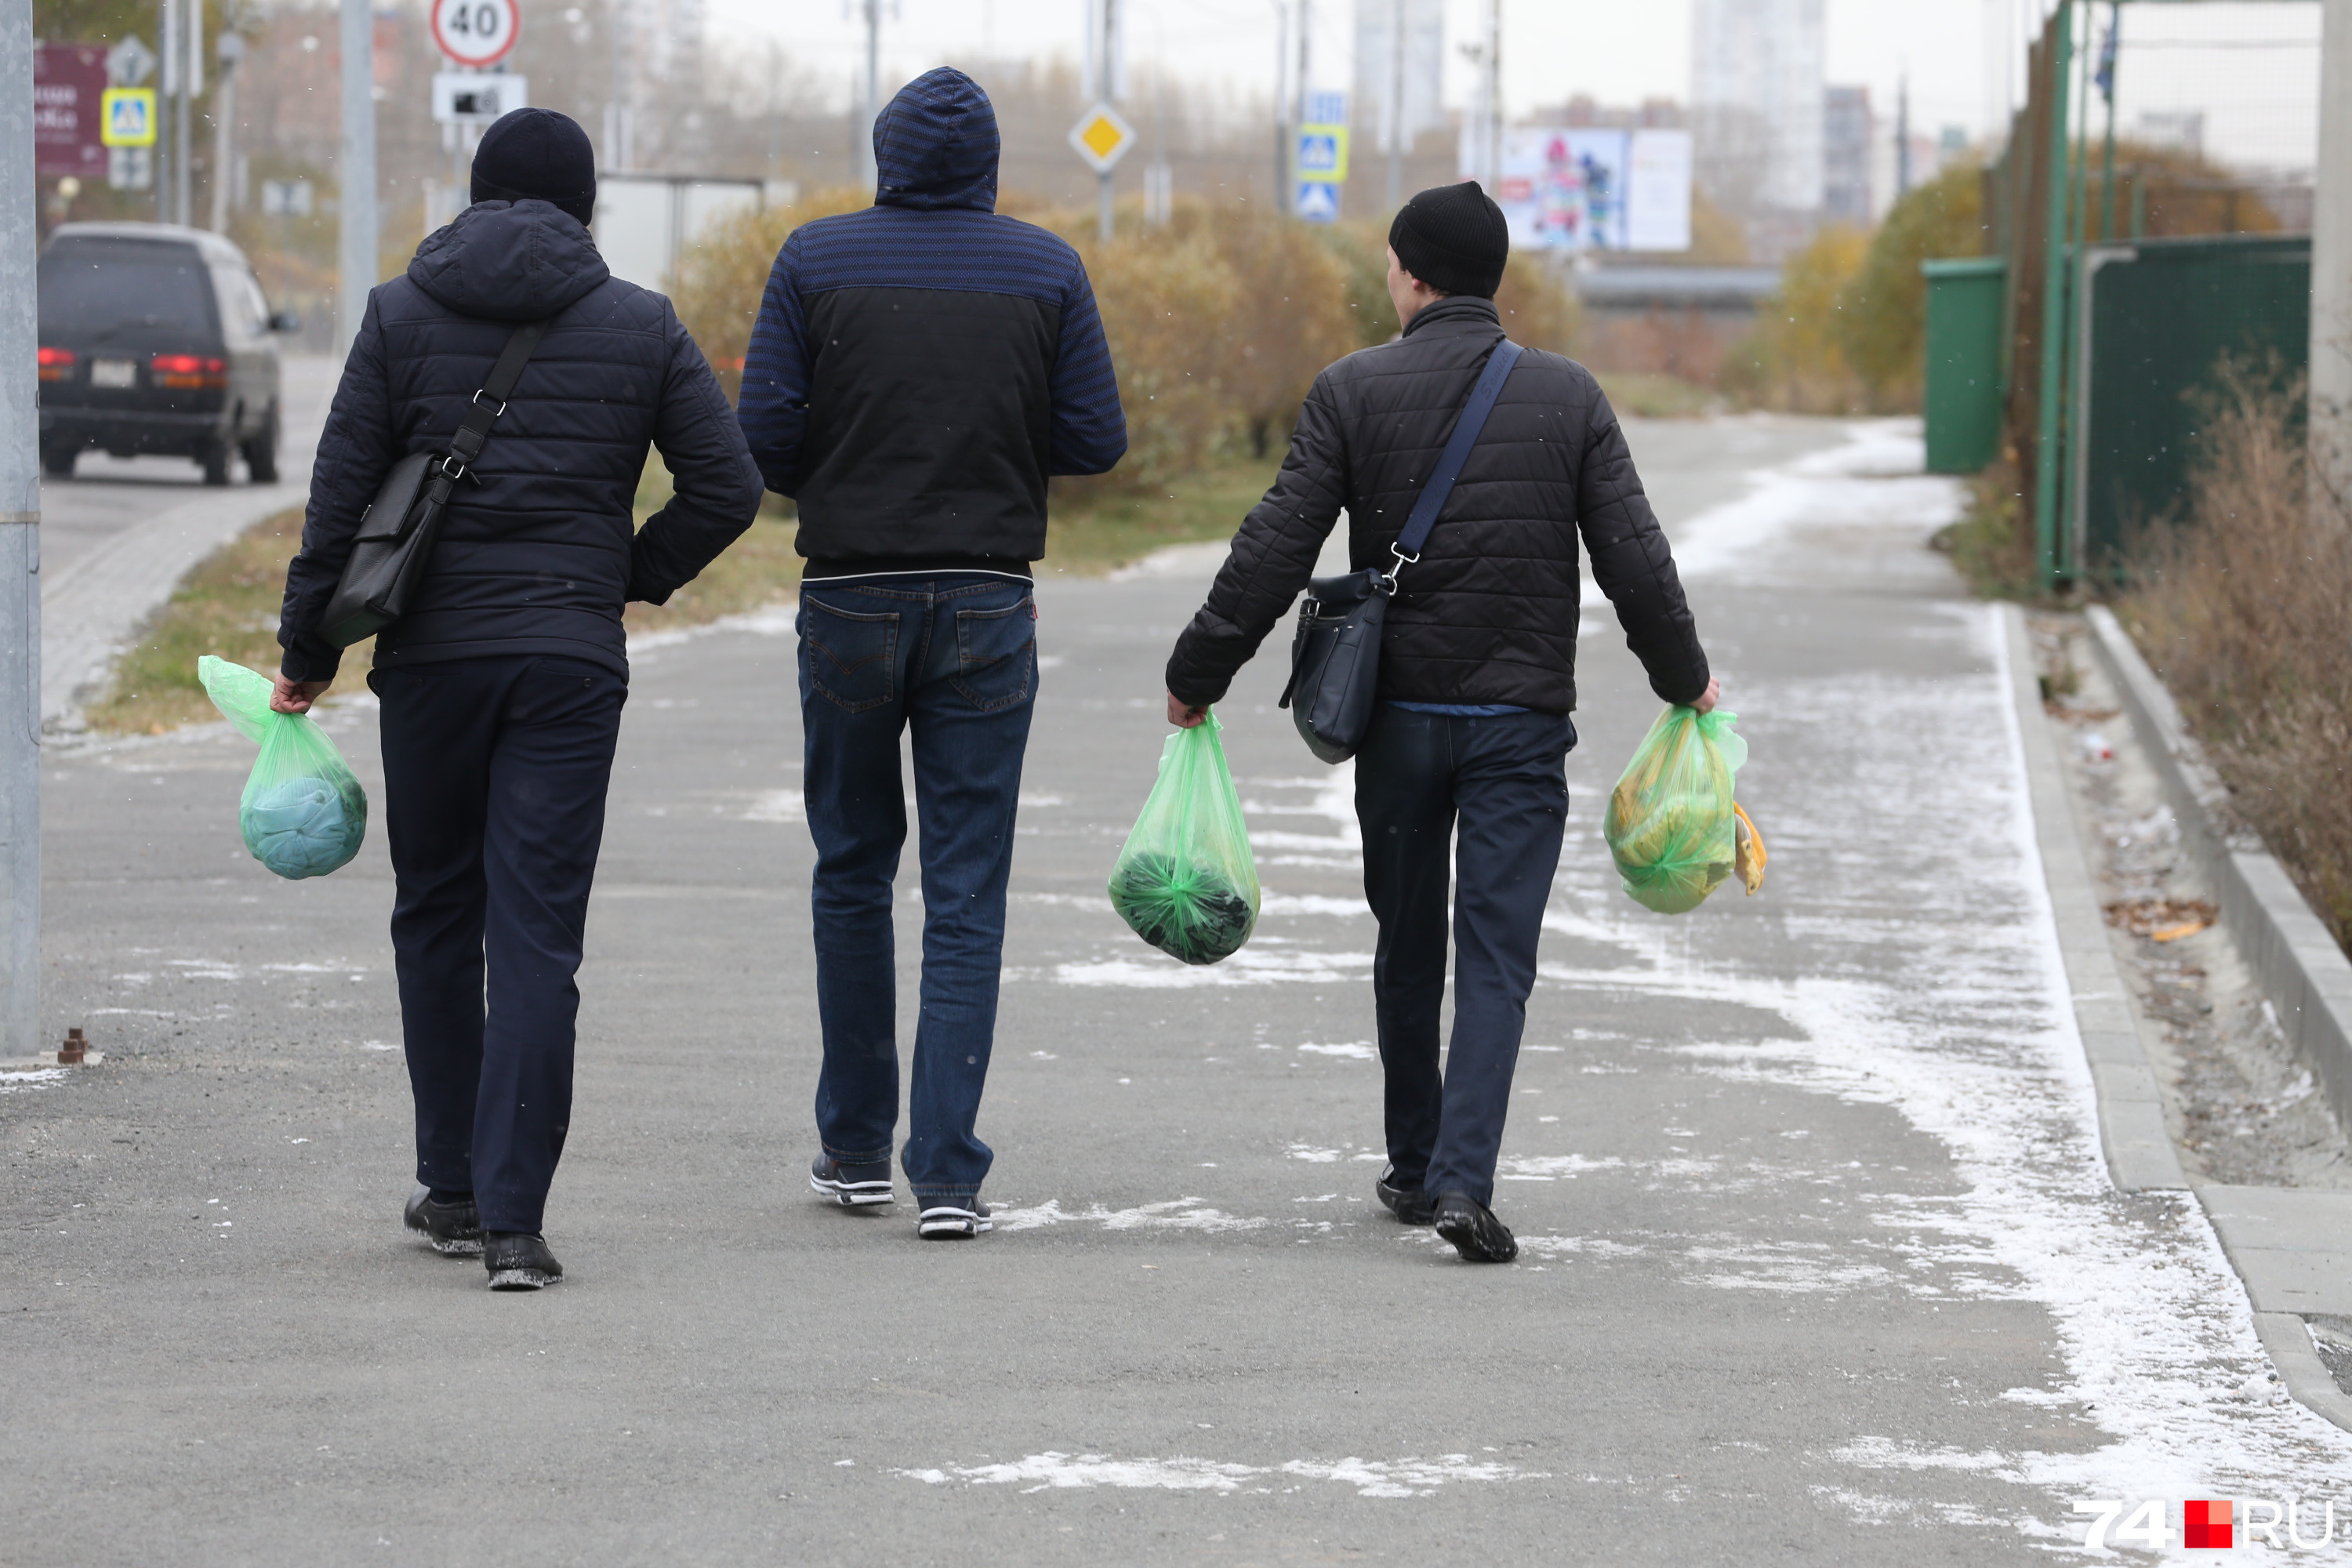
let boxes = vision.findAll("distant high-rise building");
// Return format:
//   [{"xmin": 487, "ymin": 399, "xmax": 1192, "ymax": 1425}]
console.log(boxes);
[
  {"xmin": 1690, "ymin": 0, "xmax": 1824, "ymax": 256},
  {"xmin": 1352, "ymin": 0, "xmax": 1444, "ymax": 158},
  {"xmin": 1822, "ymin": 85, "xmax": 1871, "ymax": 226}
]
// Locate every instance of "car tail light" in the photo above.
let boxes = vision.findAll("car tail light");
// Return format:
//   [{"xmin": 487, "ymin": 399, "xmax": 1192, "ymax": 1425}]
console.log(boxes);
[
  {"xmin": 150, "ymin": 353, "xmax": 228, "ymax": 390},
  {"xmin": 36, "ymin": 347, "xmax": 74, "ymax": 382}
]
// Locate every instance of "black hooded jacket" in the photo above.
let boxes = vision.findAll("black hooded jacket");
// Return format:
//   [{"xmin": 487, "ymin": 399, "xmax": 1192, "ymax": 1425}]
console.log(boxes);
[
  {"xmin": 1165, "ymin": 296, "xmax": 1708, "ymax": 717},
  {"xmin": 278, "ymin": 199, "xmax": 764, "ymax": 682}
]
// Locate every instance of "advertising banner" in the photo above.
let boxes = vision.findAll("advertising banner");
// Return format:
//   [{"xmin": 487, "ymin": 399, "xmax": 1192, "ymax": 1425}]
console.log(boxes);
[
  {"xmin": 1479, "ymin": 127, "xmax": 1691, "ymax": 253},
  {"xmin": 34, "ymin": 44, "xmax": 110, "ymax": 180}
]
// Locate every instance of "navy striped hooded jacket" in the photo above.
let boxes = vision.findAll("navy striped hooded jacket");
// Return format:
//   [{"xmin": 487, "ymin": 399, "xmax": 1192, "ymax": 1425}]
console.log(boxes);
[{"xmin": 735, "ymin": 68, "xmax": 1126, "ymax": 575}]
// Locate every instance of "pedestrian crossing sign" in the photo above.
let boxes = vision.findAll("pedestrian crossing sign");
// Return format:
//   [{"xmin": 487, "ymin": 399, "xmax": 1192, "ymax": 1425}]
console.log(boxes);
[
  {"xmin": 1297, "ymin": 125, "xmax": 1348, "ymax": 183},
  {"xmin": 1295, "ymin": 182, "xmax": 1341, "ymax": 224},
  {"xmin": 100, "ymin": 87, "xmax": 156, "ymax": 148},
  {"xmin": 1069, "ymin": 103, "xmax": 1136, "ymax": 174}
]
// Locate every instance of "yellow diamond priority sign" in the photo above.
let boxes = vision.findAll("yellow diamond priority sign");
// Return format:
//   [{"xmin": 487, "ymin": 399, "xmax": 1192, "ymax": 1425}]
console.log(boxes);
[{"xmin": 1068, "ymin": 103, "xmax": 1136, "ymax": 175}]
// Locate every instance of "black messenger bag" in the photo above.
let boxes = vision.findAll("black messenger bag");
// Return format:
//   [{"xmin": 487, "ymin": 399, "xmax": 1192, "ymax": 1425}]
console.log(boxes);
[
  {"xmin": 1277, "ymin": 339, "xmax": 1523, "ymax": 764},
  {"xmin": 318, "ymin": 318, "xmax": 551, "ymax": 649}
]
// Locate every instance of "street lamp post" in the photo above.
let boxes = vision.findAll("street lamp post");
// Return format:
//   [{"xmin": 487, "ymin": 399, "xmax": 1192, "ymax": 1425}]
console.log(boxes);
[{"xmin": 0, "ymin": 0, "xmax": 43, "ymax": 1060}]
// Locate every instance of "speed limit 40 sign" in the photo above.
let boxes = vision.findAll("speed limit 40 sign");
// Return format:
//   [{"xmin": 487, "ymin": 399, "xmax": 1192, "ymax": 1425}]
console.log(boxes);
[{"xmin": 431, "ymin": 0, "xmax": 518, "ymax": 68}]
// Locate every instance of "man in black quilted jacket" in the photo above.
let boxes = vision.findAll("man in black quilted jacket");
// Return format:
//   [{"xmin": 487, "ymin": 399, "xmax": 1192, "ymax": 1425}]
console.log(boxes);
[
  {"xmin": 1163, "ymin": 182, "xmax": 1719, "ymax": 1265},
  {"xmin": 272, "ymin": 108, "xmax": 764, "ymax": 1289}
]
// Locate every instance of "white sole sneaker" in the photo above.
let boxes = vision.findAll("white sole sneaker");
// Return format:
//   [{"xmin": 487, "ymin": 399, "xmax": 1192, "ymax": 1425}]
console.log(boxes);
[
  {"xmin": 917, "ymin": 1202, "xmax": 993, "ymax": 1239},
  {"xmin": 811, "ymin": 1171, "xmax": 896, "ymax": 1206}
]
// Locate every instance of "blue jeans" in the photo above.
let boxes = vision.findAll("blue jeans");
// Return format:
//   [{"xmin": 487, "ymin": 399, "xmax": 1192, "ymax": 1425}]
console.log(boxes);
[
  {"xmin": 1355, "ymin": 706, "xmax": 1575, "ymax": 1208},
  {"xmin": 797, "ymin": 574, "xmax": 1036, "ymax": 1201}
]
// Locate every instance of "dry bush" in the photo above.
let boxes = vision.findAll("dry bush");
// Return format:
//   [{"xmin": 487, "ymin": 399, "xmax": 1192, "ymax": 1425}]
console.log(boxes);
[
  {"xmin": 670, "ymin": 186, "xmax": 873, "ymax": 398},
  {"xmin": 1720, "ymin": 224, "xmax": 1874, "ymax": 412},
  {"xmin": 2125, "ymin": 368, "xmax": 2352, "ymax": 948},
  {"xmin": 1835, "ymin": 162, "xmax": 1987, "ymax": 408},
  {"xmin": 1494, "ymin": 253, "xmax": 1581, "ymax": 358},
  {"xmin": 1073, "ymin": 220, "xmax": 1243, "ymax": 484}
]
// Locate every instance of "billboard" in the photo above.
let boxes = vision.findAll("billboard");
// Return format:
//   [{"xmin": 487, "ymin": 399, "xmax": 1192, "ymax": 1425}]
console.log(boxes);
[
  {"xmin": 1477, "ymin": 128, "xmax": 1693, "ymax": 253},
  {"xmin": 34, "ymin": 44, "xmax": 109, "ymax": 180}
]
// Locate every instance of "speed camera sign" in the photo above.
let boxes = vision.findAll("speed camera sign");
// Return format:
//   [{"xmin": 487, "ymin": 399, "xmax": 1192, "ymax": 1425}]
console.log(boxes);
[{"xmin": 431, "ymin": 0, "xmax": 518, "ymax": 68}]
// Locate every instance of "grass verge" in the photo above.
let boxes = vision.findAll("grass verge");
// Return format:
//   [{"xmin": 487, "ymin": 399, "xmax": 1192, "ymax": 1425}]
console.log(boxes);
[
  {"xmin": 86, "ymin": 454, "xmax": 1282, "ymax": 733},
  {"xmin": 1591, "ymin": 370, "xmax": 1723, "ymax": 419},
  {"xmin": 1929, "ymin": 456, "xmax": 2048, "ymax": 602}
]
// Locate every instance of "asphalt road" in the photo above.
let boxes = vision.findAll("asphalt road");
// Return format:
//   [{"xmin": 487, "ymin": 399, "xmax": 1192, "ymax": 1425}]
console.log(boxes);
[{"xmin": 8, "ymin": 414, "xmax": 2350, "ymax": 1565}]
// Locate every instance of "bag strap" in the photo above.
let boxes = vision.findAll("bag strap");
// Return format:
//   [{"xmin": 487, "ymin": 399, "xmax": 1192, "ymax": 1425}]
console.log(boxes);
[
  {"xmin": 436, "ymin": 318, "xmax": 552, "ymax": 485},
  {"xmin": 1387, "ymin": 338, "xmax": 1523, "ymax": 580}
]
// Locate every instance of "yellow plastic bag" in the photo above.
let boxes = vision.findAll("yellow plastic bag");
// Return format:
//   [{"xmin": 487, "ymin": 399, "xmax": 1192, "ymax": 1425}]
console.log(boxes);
[{"xmin": 1603, "ymin": 706, "xmax": 1749, "ymax": 914}]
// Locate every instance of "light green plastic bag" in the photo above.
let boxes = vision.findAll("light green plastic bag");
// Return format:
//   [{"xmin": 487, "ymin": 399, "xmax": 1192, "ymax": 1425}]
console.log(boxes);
[
  {"xmin": 198, "ymin": 656, "xmax": 368, "ymax": 880},
  {"xmin": 1108, "ymin": 711, "xmax": 1261, "ymax": 965},
  {"xmin": 1603, "ymin": 705, "xmax": 1748, "ymax": 915}
]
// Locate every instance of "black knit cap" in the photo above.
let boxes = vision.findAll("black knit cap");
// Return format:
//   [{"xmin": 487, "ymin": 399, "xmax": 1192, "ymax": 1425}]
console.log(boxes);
[
  {"xmin": 1388, "ymin": 180, "xmax": 1509, "ymax": 299},
  {"xmin": 470, "ymin": 107, "xmax": 597, "ymax": 227}
]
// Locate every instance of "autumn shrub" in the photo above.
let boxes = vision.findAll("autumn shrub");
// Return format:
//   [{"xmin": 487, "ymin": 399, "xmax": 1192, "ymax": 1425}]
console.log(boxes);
[
  {"xmin": 1835, "ymin": 163, "xmax": 1987, "ymax": 408},
  {"xmin": 2124, "ymin": 368, "xmax": 2352, "ymax": 949},
  {"xmin": 1719, "ymin": 224, "xmax": 1873, "ymax": 412}
]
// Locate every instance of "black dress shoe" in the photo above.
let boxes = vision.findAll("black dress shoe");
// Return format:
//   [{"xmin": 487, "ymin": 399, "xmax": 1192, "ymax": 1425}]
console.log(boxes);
[
  {"xmin": 483, "ymin": 1231, "xmax": 564, "ymax": 1290},
  {"xmin": 1432, "ymin": 1192, "xmax": 1518, "ymax": 1263},
  {"xmin": 403, "ymin": 1185, "xmax": 483, "ymax": 1257},
  {"xmin": 1374, "ymin": 1165, "xmax": 1436, "ymax": 1226}
]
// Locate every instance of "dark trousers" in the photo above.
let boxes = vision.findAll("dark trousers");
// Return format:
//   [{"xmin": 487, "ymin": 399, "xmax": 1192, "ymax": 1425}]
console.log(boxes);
[
  {"xmin": 1356, "ymin": 706, "xmax": 1574, "ymax": 1208},
  {"xmin": 797, "ymin": 574, "xmax": 1036, "ymax": 1201},
  {"xmin": 372, "ymin": 655, "xmax": 626, "ymax": 1234}
]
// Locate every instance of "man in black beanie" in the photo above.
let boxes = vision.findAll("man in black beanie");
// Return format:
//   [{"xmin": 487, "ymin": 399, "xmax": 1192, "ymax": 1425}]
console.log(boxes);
[
  {"xmin": 274, "ymin": 106, "xmax": 763, "ymax": 1288},
  {"xmin": 1163, "ymin": 181, "xmax": 1719, "ymax": 1265}
]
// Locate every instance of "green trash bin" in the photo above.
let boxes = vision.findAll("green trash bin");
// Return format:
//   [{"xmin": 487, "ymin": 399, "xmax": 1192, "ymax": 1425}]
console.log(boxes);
[{"xmin": 1922, "ymin": 257, "xmax": 2006, "ymax": 474}]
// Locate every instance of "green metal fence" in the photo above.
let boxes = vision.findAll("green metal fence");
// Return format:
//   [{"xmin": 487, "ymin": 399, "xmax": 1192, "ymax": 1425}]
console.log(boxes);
[{"xmin": 2071, "ymin": 234, "xmax": 2310, "ymax": 575}]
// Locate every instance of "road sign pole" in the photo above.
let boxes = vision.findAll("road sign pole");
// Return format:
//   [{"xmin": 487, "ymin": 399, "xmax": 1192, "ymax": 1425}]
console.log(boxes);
[
  {"xmin": 338, "ymin": 0, "xmax": 376, "ymax": 363},
  {"xmin": 2313, "ymin": 0, "xmax": 2352, "ymax": 508},
  {"xmin": 0, "ymin": 0, "xmax": 43, "ymax": 1060},
  {"xmin": 1096, "ymin": 0, "xmax": 1114, "ymax": 241}
]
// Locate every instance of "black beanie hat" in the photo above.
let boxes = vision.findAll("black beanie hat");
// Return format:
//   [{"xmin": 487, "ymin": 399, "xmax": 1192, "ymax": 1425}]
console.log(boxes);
[
  {"xmin": 1388, "ymin": 180, "xmax": 1509, "ymax": 299},
  {"xmin": 470, "ymin": 107, "xmax": 597, "ymax": 227}
]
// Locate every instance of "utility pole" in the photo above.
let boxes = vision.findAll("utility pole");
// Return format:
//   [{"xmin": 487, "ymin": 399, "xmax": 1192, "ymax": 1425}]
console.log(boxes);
[
  {"xmin": 1293, "ymin": 0, "xmax": 1311, "ymax": 217},
  {"xmin": 1486, "ymin": 0, "xmax": 1502, "ymax": 193},
  {"xmin": 1385, "ymin": 0, "xmax": 1403, "ymax": 209},
  {"xmin": 210, "ymin": 31, "xmax": 242, "ymax": 233},
  {"xmin": 338, "ymin": 0, "xmax": 376, "ymax": 363},
  {"xmin": 2314, "ymin": 0, "xmax": 2352, "ymax": 506},
  {"xmin": 0, "ymin": 0, "xmax": 43, "ymax": 1061},
  {"xmin": 855, "ymin": 0, "xmax": 880, "ymax": 193},
  {"xmin": 176, "ymin": 0, "xmax": 198, "ymax": 229},
  {"xmin": 1895, "ymin": 72, "xmax": 1911, "ymax": 200}
]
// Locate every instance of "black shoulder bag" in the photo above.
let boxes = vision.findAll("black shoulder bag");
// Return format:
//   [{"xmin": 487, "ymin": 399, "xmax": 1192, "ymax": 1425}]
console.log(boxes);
[
  {"xmin": 1277, "ymin": 338, "xmax": 1523, "ymax": 764},
  {"xmin": 318, "ymin": 318, "xmax": 551, "ymax": 649}
]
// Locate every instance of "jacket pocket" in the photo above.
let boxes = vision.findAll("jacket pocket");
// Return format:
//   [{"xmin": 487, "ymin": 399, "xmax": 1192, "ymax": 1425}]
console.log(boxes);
[
  {"xmin": 802, "ymin": 596, "xmax": 899, "ymax": 714},
  {"xmin": 949, "ymin": 597, "xmax": 1036, "ymax": 713}
]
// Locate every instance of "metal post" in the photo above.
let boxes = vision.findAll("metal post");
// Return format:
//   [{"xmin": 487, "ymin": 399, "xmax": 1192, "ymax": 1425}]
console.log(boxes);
[
  {"xmin": 2098, "ymin": 0, "xmax": 2118, "ymax": 243},
  {"xmin": 0, "ymin": 0, "xmax": 43, "ymax": 1059},
  {"xmin": 2032, "ymin": 0, "xmax": 2074, "ymax": 593},
  {"xmin": 1096, "ymin": 0, "xmax": 1114, "ymax": 243},
  {"xmin": 174, "ymin": 0, "xmax": 196, "ymax": 229},
  {"xmin": 210, "ymin": 33, "xmax": 241, "ymax": 234},
  {"xmin": 337, "ymin": 0, "xmax": 376, "ymax": 363},
  {"xmin": 1486, "ymin": 0, "xmax": 1501, "ymax": 194},
  {"xmin": 1896, "ymin": 74, "xmax": 1910, "ymax": 199},
  {"xmin": 2312, "ymin": 0, "xmax": 2352, "ymax": 506},
  {"xmin": 158, "ymin": 0, "xmax": 176, "ymax": 222},
  {"xmin": 1293, "ymin": 0, "xmax": 1310, "ymax": 217},
  {"xmin": 1385, "ymin": 0, "xmax": 1403, "ymax": 209},
  {"xmin": 855, "ymin": 0, "xmax": 879, "ymax": 194},
  {"xmin": 1271, "ymin": 0, "xmax": 1289, "ymax": 210}
]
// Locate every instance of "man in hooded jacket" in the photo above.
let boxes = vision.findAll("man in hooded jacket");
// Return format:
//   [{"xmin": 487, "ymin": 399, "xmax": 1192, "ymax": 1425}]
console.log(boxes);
[
  {"xmin": 737, "ymin": 69, "xmax": 1125, "ymax": 1239},
  {"xmin": 274, "ymin": 108, "xmax": 765, "ymax": 1288}
]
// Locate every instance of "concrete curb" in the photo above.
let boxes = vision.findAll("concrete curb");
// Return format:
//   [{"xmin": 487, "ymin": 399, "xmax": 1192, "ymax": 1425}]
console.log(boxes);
[
  {"xmin": 1998, "ymin": 602, "xmax": 2188, "ymax": 1192},
  {"xmin": 2082, "ymin": 605, "xmax": 2352, "ymax": 1147}
]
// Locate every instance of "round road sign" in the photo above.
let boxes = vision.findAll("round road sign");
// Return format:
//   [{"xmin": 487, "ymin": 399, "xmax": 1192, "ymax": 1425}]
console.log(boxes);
[{"xmin": 431, "ymin": 0, "xmax": 519, "ymax": 69}]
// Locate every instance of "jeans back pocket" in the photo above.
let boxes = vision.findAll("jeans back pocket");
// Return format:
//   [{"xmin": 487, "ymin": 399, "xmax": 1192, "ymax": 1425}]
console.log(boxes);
[
  {"xmin": 802, "ymin": 596, "xmax": 900, "ymax": 714},
  {"xmin": 950, "ymin": 597, "xmax": 1036, "ymax": 713}
]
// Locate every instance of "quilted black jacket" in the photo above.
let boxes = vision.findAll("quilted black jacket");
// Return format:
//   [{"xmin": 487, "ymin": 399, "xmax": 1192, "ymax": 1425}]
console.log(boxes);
[
  {"xmin": 1164, "ymin": 296, "xmax": 1708, "ymax": 716},
  {"xmin": 278, "ymin": 199, "xmax": 764, "ymax": 682}
]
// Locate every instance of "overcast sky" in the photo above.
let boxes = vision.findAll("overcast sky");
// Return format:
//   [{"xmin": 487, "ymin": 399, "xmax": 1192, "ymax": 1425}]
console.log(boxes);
[{"xmin": 704, "ymin": 1, "xmax": 2319, "ymax": 169}]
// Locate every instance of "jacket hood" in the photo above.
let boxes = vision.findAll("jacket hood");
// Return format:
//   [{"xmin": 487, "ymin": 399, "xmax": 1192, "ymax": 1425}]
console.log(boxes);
[
  {"xmin": 873, "ymin": 68, "xmax": 999, "ymax": 212},
  {"xmin": 408, "ymin": 200, "xmax": 610, "ymax": 323}
]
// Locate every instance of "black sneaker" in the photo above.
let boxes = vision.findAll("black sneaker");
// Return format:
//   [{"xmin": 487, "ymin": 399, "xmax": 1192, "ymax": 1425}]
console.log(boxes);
[
  {"xmin": 916, "ymin": 1200, "xmax": 993, "ymax": 1239},
  {"xmin": 1374, "ymin": 1165, "xmax": 1436, "ymax": 1226},
  {"xmin": 403, "ymin": 1185, "xmax": 483, "ymax": 1257},
  {"xmin": 810, "ymin": 1152, "xmax": 896, "ymax": 1207},
  {"xmin": 1433, "ymin": 1192, "xmax": 1517, "ymax": 1263},
  {"xmin": 484, "ymin": 1232, "xmax": 564, "ymax": 1290}
]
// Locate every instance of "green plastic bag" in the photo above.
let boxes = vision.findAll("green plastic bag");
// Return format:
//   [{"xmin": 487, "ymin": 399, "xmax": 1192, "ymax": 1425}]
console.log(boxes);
[
  {"xmin": 1109, "ymin": 711, "xmax": 1261, "ymax": 965},
  {"xmin": 198, "ymin": 656, "xmax": 368, "ymax": 880},
  {"xmin": 1603, "ymin": 705, "xmax": 1748, "ymax": 915}
]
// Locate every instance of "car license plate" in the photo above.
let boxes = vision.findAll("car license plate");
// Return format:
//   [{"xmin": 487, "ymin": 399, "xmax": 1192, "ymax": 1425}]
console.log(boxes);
[{"xmin": 90, "ymin": 358, "xmax": 136, "ymax": 390}]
